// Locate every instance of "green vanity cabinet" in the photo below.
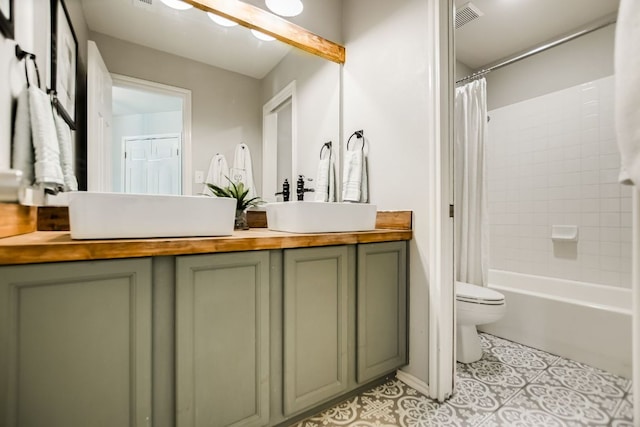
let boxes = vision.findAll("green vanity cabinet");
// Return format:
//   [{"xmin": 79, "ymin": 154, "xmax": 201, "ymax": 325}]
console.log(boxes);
[
  {"xmin": 176, "ymin": 251, "xmax": 271, "ymax": 427},
  {"xmin": 0, "ymin": 259, "xmax": 153, "ymax": 427},
  {"xmin": 282, "ymin": 245, "xmax": 354, "ymax": 416},
  {"xmin": 357, "ymin": 241, "xmax": 408, "ymax": 383}
]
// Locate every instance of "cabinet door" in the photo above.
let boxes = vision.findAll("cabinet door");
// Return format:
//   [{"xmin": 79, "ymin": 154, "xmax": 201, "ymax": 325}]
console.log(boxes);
[
  {"xmin": 0, "ymin": 259, "xmax": 152, "ymax": 427},
  {"xmin": 176, "ymin": 252, "xmax": 270, "ymax": 427},
  {"xmin": 283, "ymin": 246, "xmax": 350, "ymax": 415},
  {"xmin": 357, "ymin": 241, "xmax": 407, "ymax": 383}
]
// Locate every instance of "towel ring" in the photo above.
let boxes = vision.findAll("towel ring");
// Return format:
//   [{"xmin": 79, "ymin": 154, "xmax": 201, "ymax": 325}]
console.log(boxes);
[
  {"xmin": 319, "ymin": 141, "xmax": 332, "ymax": 159},
  {"xmin": 346, "ymin": 130, "xmax": 364, "ymax": 151},
  {"xmin": 15, "ymin": 45, "xmax": 41, "ymax": 89}
]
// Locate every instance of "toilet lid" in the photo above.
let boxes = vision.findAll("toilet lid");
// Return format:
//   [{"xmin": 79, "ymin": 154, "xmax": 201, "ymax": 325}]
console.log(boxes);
[{"xmin": 456, "ymin": 282, "xmax": 505, "ymax": 305}]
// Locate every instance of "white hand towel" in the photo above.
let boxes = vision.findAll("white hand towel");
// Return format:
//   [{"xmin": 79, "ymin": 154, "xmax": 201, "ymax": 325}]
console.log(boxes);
[
  {"xmin": 314, "ymin": 150, "xmax": 336, "ymax": 202},
  {"xmin": 11, "ymin": 88, "xmax": 34, "ymax": 186},
  {"xmin": 342, "ymin": 148, "xmax": 369, "ymax": 203},
  {"xmin": 204, "ymin": 153, "xmax": 229, "ymax": 195},
  {"xmin": 53, "ymin": 109, "xmax": 78, "ymax": 191},
  {"xmin": 233, "ymin": 143, "xmax": 256, "ymax": 198},
  {"xmin": 615, "ymin": 0, "xmax": 640, "ymax": 185},
  {"xmin": 29, "ymin": 87, "xmax": 64, "ymax": 193}
]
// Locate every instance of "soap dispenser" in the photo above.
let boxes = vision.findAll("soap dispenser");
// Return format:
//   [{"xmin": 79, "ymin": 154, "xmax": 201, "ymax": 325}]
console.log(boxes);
[
  {"xmin": 282, "ymin": 179, "xmax": 290, "ymax": 201},
  {"xmin": 275, "ymin": 179, "xmax": 290, "ymax": 201}
]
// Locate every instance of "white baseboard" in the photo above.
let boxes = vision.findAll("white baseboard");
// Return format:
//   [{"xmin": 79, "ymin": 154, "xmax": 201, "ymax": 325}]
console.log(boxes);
[{"xmin": 396, "ymin": 370, "xmax": 430, "ymax": 396}]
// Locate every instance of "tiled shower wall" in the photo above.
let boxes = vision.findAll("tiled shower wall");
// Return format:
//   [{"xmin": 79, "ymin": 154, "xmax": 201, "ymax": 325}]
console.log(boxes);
[{"xmin": 487, "ymin": 75, "xmax": 632, "ymax": 288}]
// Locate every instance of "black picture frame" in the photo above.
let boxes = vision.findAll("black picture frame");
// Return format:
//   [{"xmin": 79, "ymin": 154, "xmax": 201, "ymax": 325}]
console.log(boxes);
[
  {"xmin": 50, "ymin": 0, "xmax": 78, "ymax": 130},
  {"xmin": 0, "ymin": 0, "xmax": 14, "ymax": 39}
]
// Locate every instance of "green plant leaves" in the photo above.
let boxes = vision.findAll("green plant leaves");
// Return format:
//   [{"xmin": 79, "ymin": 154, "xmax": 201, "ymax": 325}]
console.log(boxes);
[{"xmin": 205, "ymin": 176, "xmax": 263, "ymax": 211}]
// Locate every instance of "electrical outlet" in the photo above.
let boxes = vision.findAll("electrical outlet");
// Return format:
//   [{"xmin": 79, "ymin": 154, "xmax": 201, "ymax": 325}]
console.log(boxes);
[{"xmin": 194, "ymin": 170, "xmax": 204, "ymax": 184}]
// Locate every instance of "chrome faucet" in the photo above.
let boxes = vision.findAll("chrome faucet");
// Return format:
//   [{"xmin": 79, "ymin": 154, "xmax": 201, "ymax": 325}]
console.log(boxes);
[{"xmin": 296, "ymin": 175, "xmax": 314, "ymax": 201}]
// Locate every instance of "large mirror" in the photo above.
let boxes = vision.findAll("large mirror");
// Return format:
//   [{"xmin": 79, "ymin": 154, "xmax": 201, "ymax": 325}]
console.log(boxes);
[{"xmin": 80, "ymin": 0, "xmax": 342, "ymax": 200}]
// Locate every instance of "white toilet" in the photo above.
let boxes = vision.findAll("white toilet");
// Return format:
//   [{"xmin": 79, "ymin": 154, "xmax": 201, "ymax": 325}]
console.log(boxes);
[{"xmin": 456, "ymin": 281, "xmax": 506, "ymax": 363}]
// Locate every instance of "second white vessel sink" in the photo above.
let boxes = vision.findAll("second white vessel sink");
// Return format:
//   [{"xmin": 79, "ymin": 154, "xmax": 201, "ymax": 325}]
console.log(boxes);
[
  {"xmin": 68, "ymin": 192, "xmax": 236, "ymax": 239},
  {"xmin": 265, "ymin": 201, "xmax": 377, "ymax": 233}
]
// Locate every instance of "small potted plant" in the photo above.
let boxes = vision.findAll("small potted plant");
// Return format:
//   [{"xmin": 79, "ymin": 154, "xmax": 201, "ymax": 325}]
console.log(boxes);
[{"xmin": 205, "ymin": 178, "xmax": 262, "ymax": 230}]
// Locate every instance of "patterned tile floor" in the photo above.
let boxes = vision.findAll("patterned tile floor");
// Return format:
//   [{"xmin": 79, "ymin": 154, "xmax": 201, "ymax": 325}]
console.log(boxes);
[{"xmin": 294, "ymin": 333, "xmax": 634, "ymax": 426}]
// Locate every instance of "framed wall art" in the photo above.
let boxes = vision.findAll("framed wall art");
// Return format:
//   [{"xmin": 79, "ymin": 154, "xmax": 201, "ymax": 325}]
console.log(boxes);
[
  {"xmin": 0, "ymin": 0, "xmax": 14, "ymax": 39},
  {"xmin": 50, "ymin": 0, "xmax": 78, "ymax": 130}
]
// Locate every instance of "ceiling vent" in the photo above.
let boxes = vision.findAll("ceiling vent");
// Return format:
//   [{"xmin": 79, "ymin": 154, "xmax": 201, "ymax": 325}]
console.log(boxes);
[
  {"xmin": 132, "ymin": 0, "xmax": 153, "ymax": 10},
  {"xmin": 455, "ymin": 2, "xmax": 483, "ymax": 29}
]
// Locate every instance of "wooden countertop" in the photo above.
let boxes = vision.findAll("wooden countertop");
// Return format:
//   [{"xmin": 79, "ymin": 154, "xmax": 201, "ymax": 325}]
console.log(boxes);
[{"xmin": 0, "ymin": 228, "xmax": 412, "ymax": 266}]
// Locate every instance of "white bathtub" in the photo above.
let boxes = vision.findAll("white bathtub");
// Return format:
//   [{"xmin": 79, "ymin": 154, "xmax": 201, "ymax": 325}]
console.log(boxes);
[{"xmin": 478, "ymin": 269, "xmax": 633, "ymax": 378}]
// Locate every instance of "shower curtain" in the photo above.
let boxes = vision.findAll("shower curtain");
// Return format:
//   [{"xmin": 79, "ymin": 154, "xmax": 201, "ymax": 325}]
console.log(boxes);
[{"xmin": 454, "ymin": 78, "xmax": 488, "ymax": 286}]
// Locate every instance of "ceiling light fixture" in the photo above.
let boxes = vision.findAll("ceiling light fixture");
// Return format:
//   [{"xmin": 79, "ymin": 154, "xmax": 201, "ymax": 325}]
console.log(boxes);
[
  {"xmin": 251, "ymin": 29, "xmax": 276, "ymax": 41},
  {"xmin": 207, "ymin": 12, "xmax": 238, "ymax": 27},
  {"xmin": 265, "ymin": 0, "xmax": 303, "ymax": 17},
  {"xmin": 159, "ymin": 0, "xmax": 193, "ymax": 10}
]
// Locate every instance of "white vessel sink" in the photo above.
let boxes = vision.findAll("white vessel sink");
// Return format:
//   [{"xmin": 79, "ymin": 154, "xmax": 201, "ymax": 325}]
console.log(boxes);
[
  {"xmin": 265, "ymin": 202, "xmax": 377, "ymax": 233},
  {"xmin": 68, "ymin": 192, "xmax": 236, "ymax": 239}
]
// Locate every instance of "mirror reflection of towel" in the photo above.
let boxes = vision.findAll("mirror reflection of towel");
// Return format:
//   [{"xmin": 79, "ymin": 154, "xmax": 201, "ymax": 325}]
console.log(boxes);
[
  {"xmin": 53, "ymin": 109, "xmax": 78, "ymax": 191},
  {"xmin": 204, "ymin": 153, "xmax": 229, "ymax": 195},
  {"xmin": 233, "ymin": 143, "xmax": 256, "ymax": 198},
  {"xmin": 11, "ymin": 88, "xmax": 34, "ymax": 186},
  {"xmin": 315, "ymin": 148, "xmax": 336, "ymax": 202},
  {"xmin": 29, "ymin": 87, "xmax": 64, "ymax": 193}
]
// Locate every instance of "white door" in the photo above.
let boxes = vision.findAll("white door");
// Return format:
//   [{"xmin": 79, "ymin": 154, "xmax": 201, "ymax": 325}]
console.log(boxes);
[
  {"xmin": 87, "ymin": 41, "xmax": 113, "ymax": 191},
  {"xmin": 124, "ymin": 135, "xmax": 181, "ymax": 195}
]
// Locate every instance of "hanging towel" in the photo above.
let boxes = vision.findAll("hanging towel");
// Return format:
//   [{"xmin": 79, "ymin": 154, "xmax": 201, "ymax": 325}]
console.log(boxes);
[
  {"xmin": 315, "ymin": 146, "xmax": 336, "ymax": 202},
  {"xmin": 11, "ymin": 88, "xmax": 34, "ymax": 186},
  {"xmin": 203, "ymin": 153, "xmax": 229, "ymax": 195},
  {"xmin": 342, "ymin": 147, "xmax": 368, "ymax": 203},
  {"xmin": 53, "ymin": 109, "xmax": 78, "ymax": 191},
  {"xmin": 233, "ymin": 143, "xmax": 256, "ymax": 199},
  {"xmin": 615, "ymin": 0, "xmax": 640, "ymax": 185},
  {"xmin": 29, "ymin": 87, "xmax": 64, "ymax": 193}
]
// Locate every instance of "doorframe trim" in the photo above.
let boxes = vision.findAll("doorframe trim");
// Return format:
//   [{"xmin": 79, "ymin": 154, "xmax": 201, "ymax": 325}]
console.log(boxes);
[
  {"xmin": 111, "ymin": 74, "xmax": 193, "ymax": 195},
  {"xmin": 262, "ymin": 81, "xmax": 297, "ymax": 202},
  {"xmin": 426, "ymin": 0, "xmax": 456, "ymax": 402}
]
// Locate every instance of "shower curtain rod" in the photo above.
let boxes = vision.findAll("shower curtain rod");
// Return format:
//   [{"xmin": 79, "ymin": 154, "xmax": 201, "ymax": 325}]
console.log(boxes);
[{"xmin": 455, "ymin": 16, "xmax": 617, "ymax": 86}]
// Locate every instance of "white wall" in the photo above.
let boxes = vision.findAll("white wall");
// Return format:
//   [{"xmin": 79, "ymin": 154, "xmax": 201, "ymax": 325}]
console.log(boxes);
[
  {"xmin": 112, "ymin": 111, "xmax": 182, "ymax": 191},
  {"xmin": 289, "ymin": 0, "xmax": 342, "ymax": 43},
  {"xmin": 485, "ymin": 25, "xmax": 615, "ymax": 110},
  {"xmin": 90, "ymin": 32, "xmax": 262, "ymax": 196},
  {"xmin": 342, "ymin": 0, "xmax": 435, "ymax": 384},
  {"xmin": 488, "ymin": 75, "xmax": 632, "ymax": 288}
]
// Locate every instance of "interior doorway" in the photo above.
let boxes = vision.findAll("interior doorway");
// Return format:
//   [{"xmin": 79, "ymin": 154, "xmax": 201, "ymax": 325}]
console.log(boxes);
[
  {"xmin": 112, "ymin": 75, "xmax": 191, "ymax": 195},
  {"xmin": 87, "ymin": 42, "xmax": 192, "ymax": 194},
  {"xmin": 262, "ymin": 81, "xmax": 296, "ymax": 202}
]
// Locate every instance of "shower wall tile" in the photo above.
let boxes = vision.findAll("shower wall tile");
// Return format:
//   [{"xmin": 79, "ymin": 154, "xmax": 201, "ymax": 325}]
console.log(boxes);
[{"xmin": 487, "ymin": 75, "xmax": 632, "ymax": 289}]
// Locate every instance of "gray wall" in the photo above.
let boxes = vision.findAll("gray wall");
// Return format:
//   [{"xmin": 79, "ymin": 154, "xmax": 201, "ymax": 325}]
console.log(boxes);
[
  {"xmin": 261, "ymin": 50, "xmax": 341, "ymax": 192},
  {"xmin": 485, "ymin": 24, "xmax": 615, "ymax": 110},
  {"xmin": 90, "ymin": 32, "xmax": 262, "ymax": 196}
]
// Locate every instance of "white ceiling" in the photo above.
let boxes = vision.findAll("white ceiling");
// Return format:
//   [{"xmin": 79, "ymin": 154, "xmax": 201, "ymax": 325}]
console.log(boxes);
[
  {"xmin": 455, "ymin": 0, "xmax": 620, "ymax": 71},
  {"xmin": 80, "ymin": 0, "xmax": 293, "ymax": 79}
]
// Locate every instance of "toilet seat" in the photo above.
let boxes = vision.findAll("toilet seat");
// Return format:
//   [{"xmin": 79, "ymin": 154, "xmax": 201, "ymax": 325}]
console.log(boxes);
[{"xmin": 456, "ymin": 282, "xmax": 505, "ymax": 306}]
